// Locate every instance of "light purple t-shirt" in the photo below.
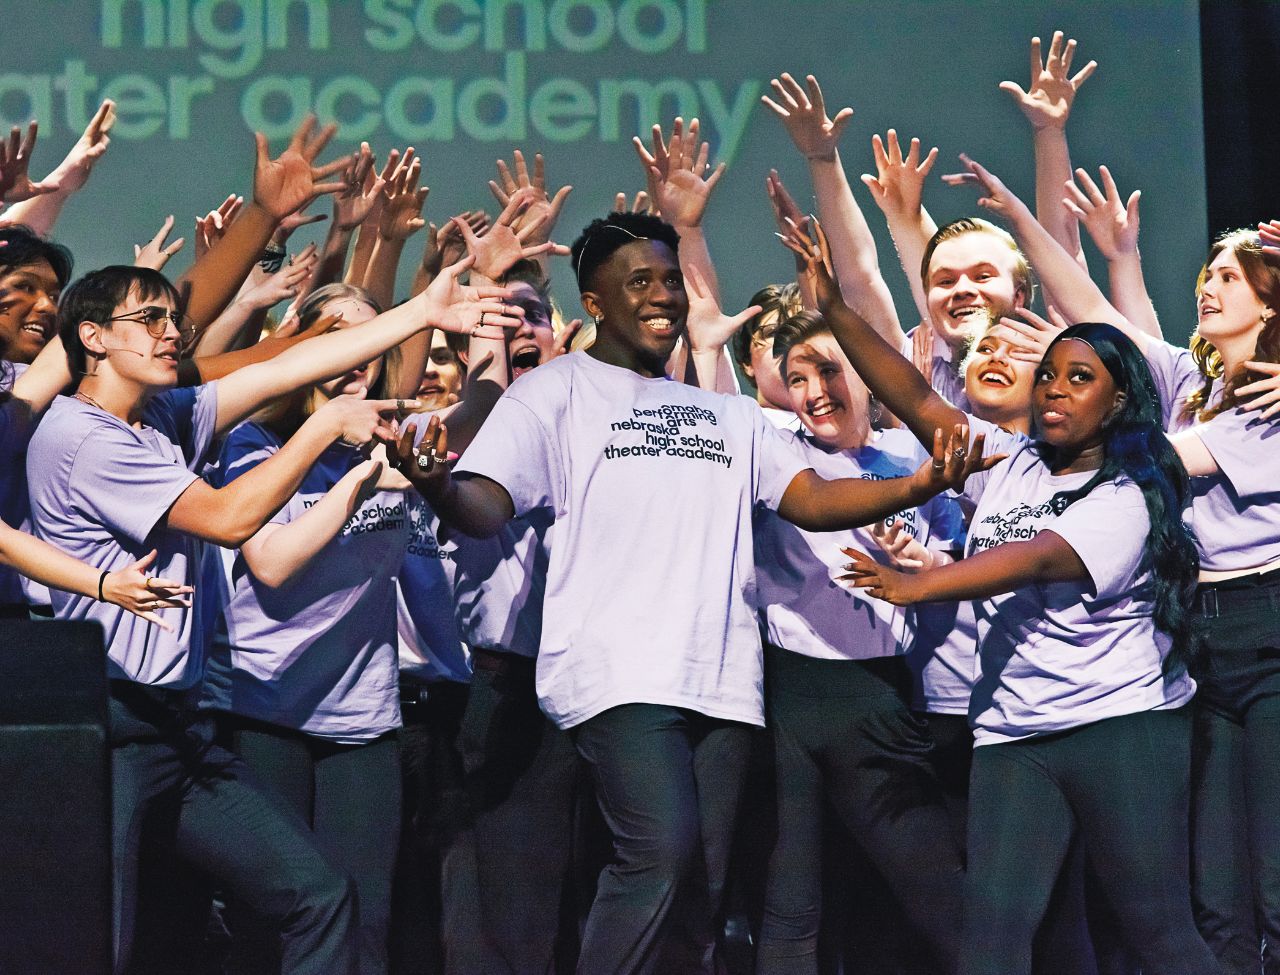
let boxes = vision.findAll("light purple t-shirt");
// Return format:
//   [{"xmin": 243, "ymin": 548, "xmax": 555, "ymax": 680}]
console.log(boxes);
[
  {"xmin": 755, "ymin": 427, "xmax": 963, "ymax": 662},
  {"xmin": 456, "ymin": 350, "xmax": 810, "ymax": 730},
  {"xmin": 0, "ymin": 361, "xmax": 35, "ymax": 606},
  {"xmin": 203, "ymin": 422, "xmax": 410, "ymax": 741},
  {"xmin": 397, "ymin": 492, "xmax": 470, "ymax": 685},
  {"xmin": 1145, "ymin": 339, "xmax": 1280, "ymax": 572},
  {"xmin": 27, "ymin": 388, "xmax": 219, "ymax": 688},
  {"xmin": 962, "ymin": 417, "xmax": 1196, "ymax": 744}
]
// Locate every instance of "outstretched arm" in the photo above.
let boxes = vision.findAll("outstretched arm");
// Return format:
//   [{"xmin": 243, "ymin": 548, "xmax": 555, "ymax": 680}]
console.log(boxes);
[
  {"xmin": 861, "ymin": 130, "xmax": 940, "ymax": 325},
  {"xmin": 841, "ymin": 528, "xmax": 1088, "ymax": 604},
  {"xmin": 1, "ymin": 102, "xmax": 114, "ymax": 234},
  {"xmin": 780, "ymin": 218, "xmax": 966, "ymax": 449},
  {"xmin": 1064, "ymin": 165, "xmax": 1161, "ymax": 337},
  {"xmin": 763, "ymin": 73, "xmax": 902, "ymax": 344},
  {"xmin": 1000, "ymin": 31, "xmax": 1097, "ymax": 276}
]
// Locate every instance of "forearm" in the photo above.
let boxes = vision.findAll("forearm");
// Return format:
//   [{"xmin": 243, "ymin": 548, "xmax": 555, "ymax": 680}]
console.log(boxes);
[
  {"xmin": 422, "ymin": 476, "xmax": 512, "ymax": 539},
  {"xmin": 198, "ymin": 415, "xmax": 337, "ymax": 545},
  {"xmin": 0, "ymin": 191, "xmax": 70, "ymax": 237},
  {"xmin": 907, "ymin": 536, "xmax": 1085, "ymax": 602},
  {"xmin": 179, "ymin": 202, "xmax": 277, "ymax": 329},
  {"xmin": 882, "ymin": 206, "xmax": 937, "ymax": 324},
  {"xmin": 1107, "ymin": 251, "xmax": 1162, "ymax": 338},
  {"xmin": 430, "ymin": 330, "xmax": 510, "ymax": 453},
  {"xmin": 362, "ymin": 236, "xmax": 407, "ymax": 310},
  {"xmin": 345, "ymin": 219, "xmax": 378, "ymax": 286},
  {"xmin": 194, "ymin": 297, "xmax": 264, "ymax": 357},
  {"xmin": 674, "ymin": 225, "xmax": 720, "ymax": 302},
  {"xmin": 689, "ymin": 348, "xmax": 739, "ymax": 394},
  {"xmin": 312, "ymin": 224, "xmax": 354, "ymax": 292},
  {"xmin": 241, "ymin": 470, "xmax": 368, "ymax": 587},
  {"xmin": 810, "ymin": 154, "xmax": 902, "ymax": 342},
  {"xmin": 1032, "ymin": 127, "xmax": 1086, "ymax": 270},
  {"xmin": 781, "ymin": 469, "xmax": 935, "ymax": 532},
  {"xmin": 12, "ymin": 336, "xmax": 73, "ymax": 413},
  {"xmin": 181, "ymin": 331, "xmax": 312, "ymax": 386},
  {"xmin": 0, "ymin": 523, "xmax": 103, "ymax": 599},
  {"xmin": 823, "ymin": 298, "xmax": 964, "ymax": 447}
]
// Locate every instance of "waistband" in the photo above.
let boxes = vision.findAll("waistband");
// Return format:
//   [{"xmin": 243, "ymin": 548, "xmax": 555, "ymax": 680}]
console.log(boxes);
[{"xmin": 1194, "ymin": 567, "xmax": 1280, "ymax": 619}]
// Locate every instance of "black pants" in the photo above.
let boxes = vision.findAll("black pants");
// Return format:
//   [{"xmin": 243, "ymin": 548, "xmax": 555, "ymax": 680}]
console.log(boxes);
[
  {"xmin": 756, "ymin": 647, "xmax": 963, "ymax": 975},
  {"xmin": 1190, "ymin": 574, "xmax": 1280, "ymax": 975},
  {"xmin": 961, "ymin": 707, "xmax": 1219, "ymax": 975},
  {"xmin": 219, "ymin": 714, "xmax": 401, "ymax": 975},
  {"xmin": 109, "ymin": 684, "xmax": 357, "ymax": 975},
  {"xmin": 571, "ymin": 702, "xmax": 753, "ymax": 975},
  {"xmin": 456, "ymin": 653, "xmax": 578, "ymax": 975}
]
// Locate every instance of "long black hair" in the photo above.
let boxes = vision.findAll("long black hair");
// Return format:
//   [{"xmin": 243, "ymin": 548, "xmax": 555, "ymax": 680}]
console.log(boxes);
[{"xmin": 1038, "ymin": 323, "xmax": 1199, "ymax": 673}]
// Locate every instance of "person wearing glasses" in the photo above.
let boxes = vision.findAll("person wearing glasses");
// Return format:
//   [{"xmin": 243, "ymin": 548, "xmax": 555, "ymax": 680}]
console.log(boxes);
[{"xmin": 25, "ymin": 253, "xmax": 520, "ymax": 975}]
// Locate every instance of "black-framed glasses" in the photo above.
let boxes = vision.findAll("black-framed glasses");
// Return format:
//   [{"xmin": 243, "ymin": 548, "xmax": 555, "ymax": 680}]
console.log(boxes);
[{"xmin": 101, "ymin": 305, "xmax": 196, "ymax": 349}]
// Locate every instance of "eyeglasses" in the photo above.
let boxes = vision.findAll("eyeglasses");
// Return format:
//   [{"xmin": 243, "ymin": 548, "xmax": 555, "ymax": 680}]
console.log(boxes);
[{"xmin": 101, "ymin": 305, "xmax": 196, "ymax": 349}]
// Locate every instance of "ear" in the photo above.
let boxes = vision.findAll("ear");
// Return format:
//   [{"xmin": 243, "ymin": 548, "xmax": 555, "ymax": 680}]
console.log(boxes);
[
  {"xmin": 740, "ymin": 359, "xmax": 756, "ymax": 381},
  {"xmin": 580, "ymin": 292, "xmax": 602, "ymax": 321},
  {"xmin": 1109, "ymin": 389, "xmax": 1128, "ymax": 422},
  {"xmin": 78, "ymin": 319, "xmax": 107, "ymax": 356},
  {"xmin": 456, "ymin": 345, "xmax": 470, "ymax": 368}
]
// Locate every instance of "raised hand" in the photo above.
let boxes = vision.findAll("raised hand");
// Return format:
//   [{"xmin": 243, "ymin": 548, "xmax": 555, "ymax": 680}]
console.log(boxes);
[
  {"xmin": 861, "ymin": 130, "xmax": 938, "ymax": 221},
  {"xmin": 837, "ymin": 547, "xmax": 917, "ymax": 605},
  {"xmin": 941, "ymin": 154, "xmax": 1032, "ymax": 223},
  {"xmin": 332, "ymin": 143, "xmax": 384, "ymax": 231},
  {"xmin": 870, "ymin": 518, "xmax": 934, "ymax": 572},
  {"xmin": 1259, "ymin": 220, "xmax": 1280, "ymax": 259},
  {"xmin": 272, "ymin": 202, "xmax": 326, "ymax": 246},
  {"xmin": 612, "ymin": 190, "xmax": 652, "ymax": 215},
  {"xmin": 378, "ymin": 154, "xmax": 428, "ymax": 241},
  {"xmin": 193, "ymin": 194, "xmax": 244, "ymax": 260},
  {"xmin": 999, "ymin": 31, "xmax": 1097, "ymax": 131},
  {"xmin": 1064, "ymin": 165, "xmax": 1140, "ymax": 259},
  {"xmin": 45, "ymin": 99, "xmax": 115, "ymax": 194},
  {"xmin": 911, "ymin": 319, "xmax": 934, "ymax": 378},
  {"xmin": 317, "ymin": 387, "xmax": 408, "ymax": 450},
  {"xmin": 488, "ymin": 149, "xmax": 573, "ymax": 247},
  {"xmin": 912, "ymin": 423, "xmax": 1002, "ymax": 496},
  {"xmin": 765, "ymin": 169, "xmax": 807, "ymax": 238},
  {"xmin": 253, "ymin": 114, "xmax": 347, "ymax": 221},
  {"xmin": 548, "ymin": 319, "xmax": 583, "ymax": 362},
  {"xmin": 0, "ymin": 122, "xmax": 60, "ymax": 204},
  {"xmin": 777, "ymin": 213, "xmax": 844, "ymax": 316},
  {"xmin": 993, "ymin": 306, "xmax": 1065, "ymax": 364},
  {"xmin": 633, "ymin": 117, "xmax": 724, "ymax": 227},
  {"xmin": 761, "ymin": 72, "xmax": 853, "ymax": 162},
  {"xmin": 420, "ymin": 256, "xmax": 526, "ymax": 338},
  {"xmin": 133, "ymin": 215, "xmax": 186, "ymax": 270},
  {"xmin": 1238, "ymin": 361, "xmax": 1280, "ymax": 420},
  {"xmin": 389, "ymin": 414, "xmax": 453, "ymax": 502},
  {"xmin": 685, "ymin": 262, "xmax": 762, "ymax": 353},
  {"xmin": 102, "ymin": 548, "xmax": 194, "ymax": 632},
  {"xmin": 243, "ymin": 243, "xmax": 318, "ymax": 310},
  {"xmin": 458, "ymin": 189, "xmax": 568, "ymax": 281}
]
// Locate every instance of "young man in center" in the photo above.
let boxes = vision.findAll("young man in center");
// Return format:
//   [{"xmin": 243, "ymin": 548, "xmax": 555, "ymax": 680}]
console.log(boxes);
[{"xmin": 391, "ymin": 210, "xmax": 991, "ymax": 975}]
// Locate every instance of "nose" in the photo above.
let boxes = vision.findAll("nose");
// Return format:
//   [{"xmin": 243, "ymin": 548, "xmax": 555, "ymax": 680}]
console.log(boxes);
[
  {"xmin": 513, "ymin": 320, "xmax": 535, "ymax": 340},
  {"xmin": 651, "ymin": 278, "xmax": 681, "ymax": 307},
  {"xmin": 952, "ymin": 274, "xmax": 978, "ymax": 296},
  {"xmin": 32, "ymin": 290, "xmax": 57, "ymax": 314}
]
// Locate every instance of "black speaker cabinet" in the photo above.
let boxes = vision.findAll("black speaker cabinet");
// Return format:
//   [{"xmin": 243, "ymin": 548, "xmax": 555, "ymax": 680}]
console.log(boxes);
[{"xmin": 0, "ymin": 620, "xmax": 110, "ymax": 975}]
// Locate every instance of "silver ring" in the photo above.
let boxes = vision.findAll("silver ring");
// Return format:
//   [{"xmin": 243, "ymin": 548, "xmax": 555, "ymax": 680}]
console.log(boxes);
[
  {"xmin": 416, "ymin": 452, "xmax": 433, "ymax": 471},
  {"xmin": 932, "ymin": 462, "xmax": 945, "ymax": 473},
  {"xmin": 952, "ymin": 447, "xmax": 966, "ymax": 459},
  {"xmin": 433, "ymin": 451, "xmax": 448, "ymax": 463}
]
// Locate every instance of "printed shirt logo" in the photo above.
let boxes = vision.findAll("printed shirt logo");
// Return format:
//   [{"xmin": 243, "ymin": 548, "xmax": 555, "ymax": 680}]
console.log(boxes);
[
  {"xmin": 603, "ymin": 403, "xmax": 734, "ymax": 469},
  {"xmin": 968, "ymin": 496, "xmax": 1067, "ymax": 555}
]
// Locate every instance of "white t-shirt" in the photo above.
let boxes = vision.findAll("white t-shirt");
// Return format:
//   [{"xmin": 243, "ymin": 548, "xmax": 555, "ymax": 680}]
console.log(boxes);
[
  {"xmin": 962, "ymin": 418, "xmax": 1196, "ymax": 745},
  {"xmin": 455, "ymin": 351, "xmax": 810, "ymax": 730},
  {"xmin": 755, "ymin": 427, "xmax": 963, "ymax": 661}
]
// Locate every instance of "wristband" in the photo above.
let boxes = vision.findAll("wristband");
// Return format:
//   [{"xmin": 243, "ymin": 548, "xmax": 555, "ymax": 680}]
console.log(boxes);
[
  {"xmin": 259, "ymin": 244, "xmax": 286, "ymax": 274},
  {"xmin": 97, "ymin": 570, "xmax": 108, "ymax": 602}
]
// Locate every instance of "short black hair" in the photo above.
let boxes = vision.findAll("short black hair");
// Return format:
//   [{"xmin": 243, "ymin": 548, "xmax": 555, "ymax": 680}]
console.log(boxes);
[
  {"xmin": 570, "ymin": 211, "xmax": 680, "ymax": 292},
  {"xmin": 0, "ymin": 224, "xmax": 73, "ymax": 287},
  {"xmin": 58, "ymin": 266, "xmax": 181, "ymax": 380}
]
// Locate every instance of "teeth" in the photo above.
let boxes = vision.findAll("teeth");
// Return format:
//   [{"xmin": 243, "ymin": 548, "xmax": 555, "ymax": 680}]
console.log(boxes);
[
  {"xmin": 645, "ymin": 318, "xmax": 672, "ymax": 330},
  {"xmin": 979, "ymin": 371, "xmax": 1011, "ymax": 386},
  {"xmin": 809, "ymin": 404, "xmax": 835, "ymax": 417}
]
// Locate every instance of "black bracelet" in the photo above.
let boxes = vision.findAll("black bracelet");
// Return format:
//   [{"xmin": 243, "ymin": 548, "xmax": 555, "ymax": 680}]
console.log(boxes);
[
  {"xmin": 97, "ymin": 570, "xmax": 108, "ymax": 602},
  {"xmin": 259, "ymin": 245, "xmax": 286, "ymax": 274}
]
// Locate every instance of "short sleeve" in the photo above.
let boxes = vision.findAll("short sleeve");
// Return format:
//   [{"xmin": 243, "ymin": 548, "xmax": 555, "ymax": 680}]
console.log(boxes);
[
  {"xmin": 143, "ymin": 383, "xmax": 220, "ymax": 471},
  {"xmin": 961, "ymin": 414, "xmax": 1029, "ymax": 506},
  {"xmin": 218, "ymin": 422, "xmax": 281, "ymax": 486},
  {"xmin": 924, "ymin": 491, "xmax": 967, "ymax": 552},
  {"xmin": 1043, "ymin": 481, "xmax": 1149, "ymax": 600},
  {"xmin": 1143, "ymin": 340, "xmax": 1203, "ymax": 429},
  {"xmin": 752, "ymin": 410, "xmax": 811, "ymax": 510},
  {"xmin": 70, "ymin": 424, "xmax": 200, "ymax": 546},
  {"xmin": 455, "ymin": 393, "xmax": 562, "ymax": 517},
  {"xmin": 1195, "ymin": 405, "xmax": 1280, "ymax": 499}
]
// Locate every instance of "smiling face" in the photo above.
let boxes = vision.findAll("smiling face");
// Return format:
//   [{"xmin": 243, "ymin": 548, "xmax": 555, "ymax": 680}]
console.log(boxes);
[
  {"xmin": 1196, "ymin": 246, "xmax": 1274, "ymax": 352},
  {"xmin": 581, "ymin": 239, "xmax": 688, "ymax": 376},
  {"xmin": 745, "ymin": 309, "xmax": 791, "ymax": 410},
  {"xmin": 925, "ymin": 232, "xmax": 1026, "ymax": 352},
  {"xmin": 0, "ymin": 259, "xmax": 60, "ymax": 363},
  {"xmin": 416, "ymin": 329, "xmax": 463, "ymax": 409},
  {"xmin": 784, "ymin": 331, "xmax": 871, "ymax": 450},
  {"xmin": 314, "ymin": 297, "xmax": 382, "ymax": 399},
  {"xmin": 1033, "ymin": 338, "xmax": 1123, "ymax": 454},
  {"xmin": 963, "ymin": 326, "xmax": 1036, "ymax": 429}
]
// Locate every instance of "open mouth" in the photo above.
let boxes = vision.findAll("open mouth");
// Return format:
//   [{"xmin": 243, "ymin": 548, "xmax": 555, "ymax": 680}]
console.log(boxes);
[
  {"xmin": 807, "ymin": 401, "xmax": 840, "ymax": 418},
  {"xmin": 978, "ymin": 369, "xmax": 1013, "ymax": 387},
  {"xmin": 1040, "ymin": 408, "xmax": 1067, "ymax": 423},
  {"xmin": 511, "ymin": 347, "xmax": 540, "ymax": 372},
  {"xmin": 642, "ymin": 315, "xmax": 676, "ymax": 336}
]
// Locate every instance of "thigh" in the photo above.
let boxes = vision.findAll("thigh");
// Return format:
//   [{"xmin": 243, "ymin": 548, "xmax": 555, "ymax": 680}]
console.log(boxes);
[
  {"xmin": 1244, "ymin": 692, "xmax": 1280, "ymax": 949},
  {"xmin": 572, "ymin": 704, "xmax": 700, "ymax": 868},
  {"xmin": 691, "ymin": 715, "xmax": 752, "ymax": 910},
  {"xmin": 226, "ymin": 715, "xmax": 317, "ymax": 824},
  {"xmin": 313, "ymin": 734, "xmax": 403, "ymax": 910}
]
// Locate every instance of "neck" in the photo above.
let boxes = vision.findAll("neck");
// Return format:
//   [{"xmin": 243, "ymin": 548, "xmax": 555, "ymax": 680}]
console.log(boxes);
[
  {"xmin": 1047, "ymin": 440, "xmax": 1106, "ymax": 476},
  {"xmin": 824, "ymin": 415, "xmax": 873, "ymax": 452},
  {"xmin": 1215, "ymin": 333, "xmax": 1258, "ymax": 383},
  {"xmin": 586, "ymin": 333, "xmax": 669, "ymax": 379},
  {"xmin": 77, "ymin": 373, "xmax": 148, "ymax": 424}
]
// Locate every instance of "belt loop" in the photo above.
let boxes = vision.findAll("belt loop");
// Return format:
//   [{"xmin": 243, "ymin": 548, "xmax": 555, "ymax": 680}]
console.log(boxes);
[{"xmin": 1203, "ymin": 588, "xmax": 1219, "ymax": 620}]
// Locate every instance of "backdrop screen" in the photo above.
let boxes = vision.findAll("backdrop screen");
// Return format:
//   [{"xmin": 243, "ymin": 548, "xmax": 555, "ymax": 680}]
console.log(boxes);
[{"xmin": 2, "ymin": 0, "xmax": 1206, "ymax": 340}]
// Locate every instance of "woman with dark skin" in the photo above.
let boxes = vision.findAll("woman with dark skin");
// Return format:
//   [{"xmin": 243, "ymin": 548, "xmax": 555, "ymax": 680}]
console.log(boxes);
[{"xmin": 782, "ymin": 222, "xmax": 1219, "ymax": 975}]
